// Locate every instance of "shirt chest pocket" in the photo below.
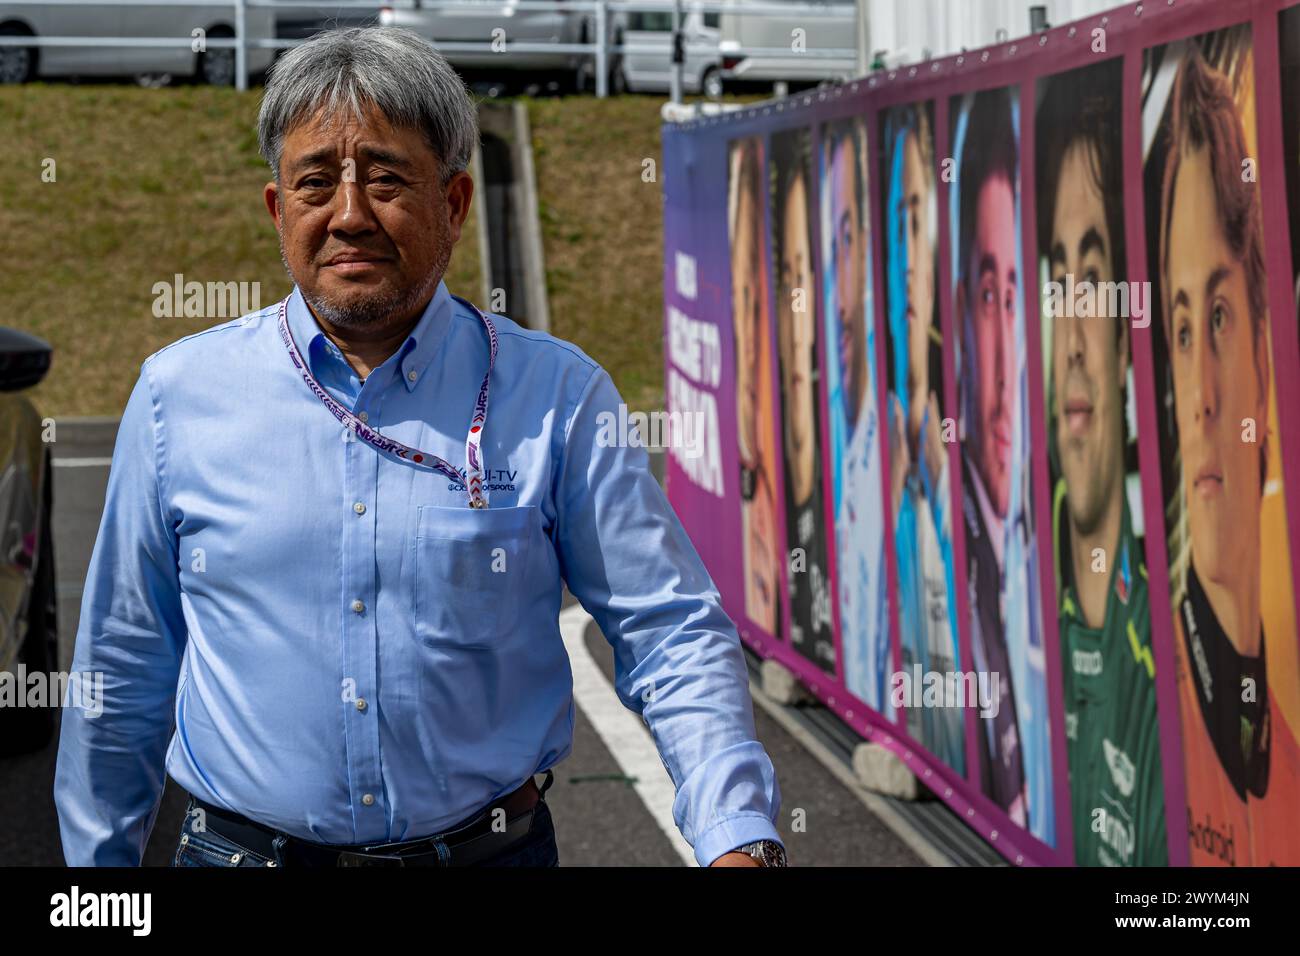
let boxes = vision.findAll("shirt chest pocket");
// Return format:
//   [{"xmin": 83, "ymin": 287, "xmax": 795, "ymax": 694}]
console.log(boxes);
[{"xmin": 413, "ymin": 504, "xmax": 537, "ymax": 646}]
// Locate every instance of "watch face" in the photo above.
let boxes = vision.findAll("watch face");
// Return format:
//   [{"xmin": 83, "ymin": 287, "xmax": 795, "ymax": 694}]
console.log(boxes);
[{"xmin": 747, "ymin": 841, "xmax": 788, "ymax": 867}]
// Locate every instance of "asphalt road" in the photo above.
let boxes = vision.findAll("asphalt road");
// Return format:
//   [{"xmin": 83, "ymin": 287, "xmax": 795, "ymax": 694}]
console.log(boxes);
[{"xmin": 0, "ymin": 418, "xmax": 941, "ymax": 867}]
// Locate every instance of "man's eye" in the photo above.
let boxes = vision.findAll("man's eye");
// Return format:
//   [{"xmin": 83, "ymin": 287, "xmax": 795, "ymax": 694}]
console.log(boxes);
[
  {"xmin": 1211, "ymin": 302, "xmax": 1227, "ymax": 334},
  {"xmin": 1176, "ymin": 320, "xmax": 1191, "ymax": 350}
]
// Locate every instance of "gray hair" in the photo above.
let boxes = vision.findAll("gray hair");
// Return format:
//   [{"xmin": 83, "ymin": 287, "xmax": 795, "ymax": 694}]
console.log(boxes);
[{"xmin": 257, "ymin": 27, "xmax": 478, "ymax": 183}]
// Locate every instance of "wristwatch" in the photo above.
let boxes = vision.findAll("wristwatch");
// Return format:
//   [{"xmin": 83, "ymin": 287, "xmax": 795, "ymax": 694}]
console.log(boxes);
[{"xmin": 736, "ymin": 840, "xmax": 788, "ymax": 867}]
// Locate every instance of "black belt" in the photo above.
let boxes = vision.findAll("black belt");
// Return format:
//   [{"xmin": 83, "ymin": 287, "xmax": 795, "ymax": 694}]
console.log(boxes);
[{"xmin": 188, "ymin": 770, "xmax": 554, "ymax": 867}]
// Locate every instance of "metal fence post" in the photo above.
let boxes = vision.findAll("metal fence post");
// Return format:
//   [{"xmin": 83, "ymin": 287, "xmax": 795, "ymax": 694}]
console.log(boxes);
[
  {"xmin": 670, "ymin": 0, "xmax": 683, "ymax": 104},
  {"xmin": 595, "ymin": 0, "xmax": 608, "ymax": 98},
  {"xmin": 235, "ymin": 0, "xmax": 248, "ymax": 91}
]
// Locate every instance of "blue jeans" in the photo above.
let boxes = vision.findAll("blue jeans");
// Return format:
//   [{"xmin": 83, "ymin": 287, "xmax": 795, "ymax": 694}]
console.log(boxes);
[{"xmin": 171, "ymin": 797, "xmax": 560, "ymax": 867}]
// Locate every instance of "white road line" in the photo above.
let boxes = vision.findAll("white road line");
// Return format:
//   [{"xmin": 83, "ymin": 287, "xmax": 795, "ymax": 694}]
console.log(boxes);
[
  {"xmin": 558, "ymin": 603, "xmax": 696, "ymax": 867},
  {"xmin": 52, "ymin": 457, "xmax": 112, "ymax": 468}
]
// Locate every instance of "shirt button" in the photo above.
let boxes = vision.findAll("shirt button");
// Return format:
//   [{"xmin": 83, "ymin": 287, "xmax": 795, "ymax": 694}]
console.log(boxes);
[
  {"xmin": 351, "ymin": 599, "xmax": 365, "ymax": 614},
  {"xmin": 407, "ymin": 370, "xmax": 418, "ymax": 382},
  {"xmin": 357, "ymin": 411, "xmax": 369, "ymax": 423},
  {"xmin": 353, "ymin": 501, "xmax": 366, "ymax": 515},
  {"xmin": 362, "ymin": 793, "xmax": 375, "ymax": 806},
  {"xmin": 356, "ymin": 698, "xmax": 367, "ymax": 712}
]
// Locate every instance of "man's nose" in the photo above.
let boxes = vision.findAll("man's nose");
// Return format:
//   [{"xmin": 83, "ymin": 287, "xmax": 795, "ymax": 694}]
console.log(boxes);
[
  {"xmin": 994, "ymin": 307, "xmax": 1011, "ymax": 388},
  {"xmin": 1064, "ymin": 313, "xmax": 1086, "ymax": 368},
  {"xmin": 1192, "ymin": 328, "xmax": 1219, "ymax": 423},
  {"xmin": 329, "ymin": 178, "xmax": 378, "ymax": 235}
]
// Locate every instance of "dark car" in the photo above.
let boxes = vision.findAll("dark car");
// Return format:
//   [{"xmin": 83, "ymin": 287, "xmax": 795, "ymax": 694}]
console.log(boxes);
[{"xmin": 0, "ymin": 326, "xmax": 56, "ymax": 756}]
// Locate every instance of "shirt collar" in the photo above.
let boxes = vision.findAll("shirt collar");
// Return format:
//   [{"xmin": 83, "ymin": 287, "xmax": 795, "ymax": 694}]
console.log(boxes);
[{"xmin": 283, "ymin": 279, "xmax": 456, "ymax": 392}]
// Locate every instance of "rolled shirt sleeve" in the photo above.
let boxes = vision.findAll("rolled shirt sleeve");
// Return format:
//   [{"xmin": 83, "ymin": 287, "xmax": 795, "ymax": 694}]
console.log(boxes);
[
  {"xmin": 54, "ymin": 361, "xmax": 189, "ymax": 866},
  {"xmin": 554, "ymin": 366, "xmax": 783, "ymax": 866}
]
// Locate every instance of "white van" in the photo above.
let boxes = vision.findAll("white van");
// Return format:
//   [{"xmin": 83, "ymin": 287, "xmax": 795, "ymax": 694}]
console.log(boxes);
[
  {"xmin": 0, "ymin": 2, "xmax": 277, "ymax": 84},
  {"xmin": 622, "ymin": 10, "xmax": 722, "ymax": 97},
  {"xmin": 718, "ymin": 0, "xmax": 856, "ymax": 85}
]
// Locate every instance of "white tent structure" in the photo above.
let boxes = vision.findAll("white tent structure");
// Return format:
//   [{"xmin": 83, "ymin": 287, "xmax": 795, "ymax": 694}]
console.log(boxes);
[
  {"xmin": 665, "ymin": 0, "xmax": 1122, "ymax": 106},
  {"xmin": 860, "ymin": 0, "xmax": 1121, "ymax": 69}
]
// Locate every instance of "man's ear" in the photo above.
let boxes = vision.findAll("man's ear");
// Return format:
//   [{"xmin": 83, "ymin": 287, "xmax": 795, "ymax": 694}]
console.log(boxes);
[
  {"xmin": 264, "ymin": 181, "xmax": 281, "ymax": 227},
  {"xmin": 445, "ymin": 171, "xmax": 474, "ymax": 245}
]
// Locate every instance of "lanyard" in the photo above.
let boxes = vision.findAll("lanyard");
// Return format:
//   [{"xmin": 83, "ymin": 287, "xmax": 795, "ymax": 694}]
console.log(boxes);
[{"xmin": 277, "ymin": 292, "xmax": 499, "ymax": 509}]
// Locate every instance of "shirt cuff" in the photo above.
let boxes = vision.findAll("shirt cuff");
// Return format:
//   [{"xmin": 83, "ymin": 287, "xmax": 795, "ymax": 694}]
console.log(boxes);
[{"xmin": 691, "ymin": 812, "xmax": 784, "ymax": 867}]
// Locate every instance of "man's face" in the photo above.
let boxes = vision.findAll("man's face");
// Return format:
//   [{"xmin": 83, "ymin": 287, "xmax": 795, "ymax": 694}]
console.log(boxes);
[
  {"xmin": 1166, "ymin": 146, "xmax": 1267, "ymax": 592},
  {"xmin": 830, "ymin": 136, "xmax": 867, "ymax": 426},
  {"xmin": 967, "ymin": 173, "xmax": 1018, "ymax": 519},
  {"xmin": 1050, "ymin": 142, "xmax": 1126, "ymax": 537},
  {"xmin": 264, "ymin": 105, "xmax": 471, "ymax": 329},
  {"xmin": 778, "ymin": 171, "xmax": 816, "ymax": 501},
  {"xmin": 731, "ymin": 163, "xmax": 764, "ymax": 465},
  {"xmin": 902, "ymin": 131, "xmax": 933, "ymax": 405}
]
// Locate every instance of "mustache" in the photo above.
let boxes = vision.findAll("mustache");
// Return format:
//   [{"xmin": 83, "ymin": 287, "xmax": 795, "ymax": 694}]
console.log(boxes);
[
  {"xmin": 1059, "ymin": 369, "xmax": 1096, "ymax": 404},
  {"xmin": 277, "ymin": 229, "xmax": 447, "ymax": 330}
]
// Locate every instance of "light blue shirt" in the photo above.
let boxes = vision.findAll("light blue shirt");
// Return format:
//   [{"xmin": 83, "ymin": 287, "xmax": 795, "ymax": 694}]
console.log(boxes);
[{"xmin": 54, "ymin": 279, "xmax": 782, "ymax": 866}]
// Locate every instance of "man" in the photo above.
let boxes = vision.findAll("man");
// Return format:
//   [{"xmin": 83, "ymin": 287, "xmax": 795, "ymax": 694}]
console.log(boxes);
[
  {"xmin": 55, "ymin": 27, "xmax": 785, "ymax": 869},
  {"xmin": 1038, "ymin": 64, "xmax": 1166, "ymax": 866},
  {"xmin": 954, "ymin": 88, "xmax": 1048, "ymax": 839},
  {"xmin": 772, "ymin": 130, "xmax": 833, "ymax": 672},
  {"xmin": 730, "ymin": 136, "xmax": 781, "ymax": 640},
  {"xmin": 822, "ymin": 118, "xmax": 889, "ymax": 711},
  {"xmin": 1157, "ymin": 45, "xmax": 1300, "ymax": 866},
  {"xmin": 884, "ymin": 104, "xmax": 963, "ymax": 773}
]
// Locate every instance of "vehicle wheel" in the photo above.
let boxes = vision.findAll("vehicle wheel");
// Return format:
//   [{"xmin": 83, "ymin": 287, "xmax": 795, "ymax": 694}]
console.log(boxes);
[
  {"xmin": 197, "ymin": 28, "xmax": 237, "ymax": 86},
  {"xmin": 0, "ymin": 451, "xmax": 58, "ymax": 757},
  {"xmin": 607, "ymin": 58, "xmax": 626, "ymax": 96},
  {"xmin": 701, "ymin": 66, "xmax": 724, "ymax": 99},
  {"xmin": 579, "ymin": 58, "xmax": 625, "ymax": 96},
  {"xmin": 471, "ymin": 79, "xmax": 507, "ymax": 99},
  {"xmin": 0, "ymin": 24, "xmax": 36, "ymax": 84}
]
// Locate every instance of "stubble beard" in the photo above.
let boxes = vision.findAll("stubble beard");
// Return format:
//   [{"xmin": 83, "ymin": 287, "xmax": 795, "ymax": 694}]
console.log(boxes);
[{"xmin": 278, "ymin": 224, "xmax": 451, "ymax": 332}]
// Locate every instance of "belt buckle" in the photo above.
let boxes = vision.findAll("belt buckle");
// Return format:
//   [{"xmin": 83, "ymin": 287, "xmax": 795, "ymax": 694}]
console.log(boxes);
[{"xmin": 335, "ymin": 848, "xmax": 407, "ymax": 867}]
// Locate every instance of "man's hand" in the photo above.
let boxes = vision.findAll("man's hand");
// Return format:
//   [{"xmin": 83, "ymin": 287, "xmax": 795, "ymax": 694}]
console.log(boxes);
[{"xmin": 710, "ymin": 850, "xmax": 762, "ymax": 867}]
